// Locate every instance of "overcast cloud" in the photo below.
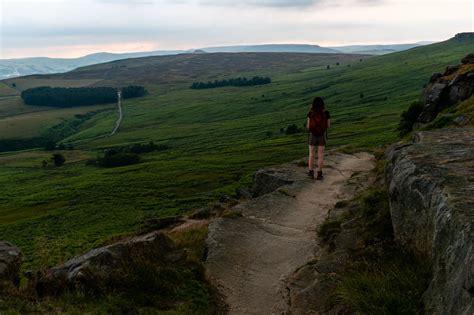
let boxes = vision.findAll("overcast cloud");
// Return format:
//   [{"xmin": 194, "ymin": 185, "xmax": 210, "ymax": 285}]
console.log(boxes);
[{"xmin": 0, "ymin": 0, "xmax": 472, "ymax": 58}]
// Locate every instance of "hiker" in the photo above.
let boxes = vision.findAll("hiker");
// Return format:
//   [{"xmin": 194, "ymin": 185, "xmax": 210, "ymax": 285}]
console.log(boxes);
[{"xmin": 307, "ymin": 97, "xmax": 330, "ymax": 180}]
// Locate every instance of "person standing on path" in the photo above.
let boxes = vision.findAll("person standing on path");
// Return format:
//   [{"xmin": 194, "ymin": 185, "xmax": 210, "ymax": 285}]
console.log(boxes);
[{"xmin": 307, "ymin": 97, "xmax": 330, "ymax": 180}]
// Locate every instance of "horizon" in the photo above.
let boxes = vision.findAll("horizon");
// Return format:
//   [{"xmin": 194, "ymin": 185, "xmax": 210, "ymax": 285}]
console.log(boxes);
[
  {"xmin": 1, "ymin": 0, "xmax": 472, "ymax": 59},
  {"xmin": 0, "ymin": 39, "xmax": 444, "ymax": 60}
]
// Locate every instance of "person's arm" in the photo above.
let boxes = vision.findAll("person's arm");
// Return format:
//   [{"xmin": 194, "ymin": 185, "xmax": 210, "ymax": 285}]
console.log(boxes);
[
  {"xmin": 307, "ymin": 117, "xmax": 310, "ymax": 130},
  {"xmin": 327, "ymin": 119, "xmax": 331, "ymax": 129}
]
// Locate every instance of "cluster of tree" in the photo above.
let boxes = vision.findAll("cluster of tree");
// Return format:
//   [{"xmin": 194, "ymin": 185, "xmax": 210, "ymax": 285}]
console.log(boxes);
[
  {"xmin": 129, "ymin": 141, "xmax": 169, "ymax": 154},
  {"xmin": 42, "ymin": 153, "xmax": 66, "ymax": 167},
  {"xmin": 21, "ymin": 85, "xmax": 147, "ymax": 107},
  {"xmin": 122, "ymin": 86, "xmax": 148, "ymax": 99},
  {"xmin": 190, "ymin": 76, "xmax": 271, "ymax": 89},
  {"xmin": 96, "ymin": 150, "xmax": 141, "ymax": 168},
  {"xmin": 88, "ymin": 141, "xmax": 169, "ymax": 168}
]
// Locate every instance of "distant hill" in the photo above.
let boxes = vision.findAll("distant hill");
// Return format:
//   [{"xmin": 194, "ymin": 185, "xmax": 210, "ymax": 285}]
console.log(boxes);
[
  {"xmin": 0, "ymin": 50, "xmax": 184, "ymax": 80},
  {"xmin": 0, "ymin": 42, "xmax": 435, "ymax": 80},
  {"xmin": 329, "ymin": 43, "xmax": 433, "ymax": 55},
  {"xmin": 3, "ymin": 52, "xmax": 369, "ymax": 91},
  {"xmin": 201, "ymin": 44, "xmax": 340, "ymax": 54}
]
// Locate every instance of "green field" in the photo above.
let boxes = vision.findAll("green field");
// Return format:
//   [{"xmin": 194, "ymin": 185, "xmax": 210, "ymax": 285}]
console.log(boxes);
[{"xmin": 0, "ymin": 35, "xmax": 473, "ymax": 272}]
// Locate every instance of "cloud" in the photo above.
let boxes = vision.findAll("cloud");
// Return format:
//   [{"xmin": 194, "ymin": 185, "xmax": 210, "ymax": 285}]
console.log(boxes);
[
  {"xmin": 198, "ymin": 0, "xmax": 383, "ymax": 7},
  {"xmin": 199, "ymin": 0, "xmax": 320, "ymax": 7}
]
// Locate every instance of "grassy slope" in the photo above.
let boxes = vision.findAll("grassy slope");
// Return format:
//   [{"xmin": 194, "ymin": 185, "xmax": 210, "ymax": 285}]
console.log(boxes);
[{"xmin": 0, "ymin": 37, "xmax": 473, "ymax": 272}]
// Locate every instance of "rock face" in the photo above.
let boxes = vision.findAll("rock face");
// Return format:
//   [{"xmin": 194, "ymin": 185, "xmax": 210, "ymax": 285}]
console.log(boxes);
[
  {"xmin": 0, "ymin": 241, "xmax": 22, "ymax": 287},
  {"xmin": 417, "ymin": 53, "xmax": 474, "ymax": 124},
  {"xmin": 36, "ymin": 231, "xmax": 176, "ymax": 296},
  {"xmin": 386, "ymin": 127, "xmax": 474, "ymax": 314}
]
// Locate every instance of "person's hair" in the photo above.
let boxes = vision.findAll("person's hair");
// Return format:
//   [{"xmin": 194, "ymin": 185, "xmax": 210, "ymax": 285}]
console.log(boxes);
[{"xmin": 311, "ymin": 97, "xmax": 325, "ymax": 111}]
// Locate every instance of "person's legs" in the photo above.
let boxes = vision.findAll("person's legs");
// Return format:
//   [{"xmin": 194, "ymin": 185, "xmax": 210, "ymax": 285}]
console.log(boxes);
[
  {"xmin": 317, "ymin": 145, "xmax": 325, "ymax": 171},
  {"xmin": 308, "ymin": 145, "xmax": 315, "ymax": 178}
]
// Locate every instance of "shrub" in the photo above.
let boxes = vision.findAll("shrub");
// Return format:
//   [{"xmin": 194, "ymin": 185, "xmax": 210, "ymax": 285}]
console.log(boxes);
[
  {"xmin": 97, "ymin": 151, "xmax": 141, "ymax": 168},
  {"xmin": 129, "ymin": 141, "xmax": 169, "ymax": 154},
  {"xmin": 285, "ymin": 124, "xmax": 300, "ymax": 135},
  {"xmin": 51, "ymin": 153, "xmax": 65, "ymax": 166},
  {"xmin": 317, "ymin": 220, "xmax": 342, "ymax": 243},
  {"xmin": 397, "ymin": 101, "xmax": 424, "ymax": 136}
]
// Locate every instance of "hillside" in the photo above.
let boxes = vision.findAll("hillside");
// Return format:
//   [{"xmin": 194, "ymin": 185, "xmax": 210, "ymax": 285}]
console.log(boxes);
[
  {"xmin": 3, "ymin": 53, "xmax": 365, "ymax": 90},
  {"xmin": 0, "ymin": 33, "xmax": 473, "ymax": 308},
  {"xmin": 0, "ymin": 43, "xmax": 432, "ymax": 80}
]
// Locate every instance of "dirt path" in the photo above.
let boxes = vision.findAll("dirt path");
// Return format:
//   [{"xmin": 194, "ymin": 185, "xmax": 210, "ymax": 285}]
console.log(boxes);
[
  {"xmin": 206, "ymin": 152, "xmax": 375, "ymax": 314},
  {"xmin": 110, "ymin": 91, "xmax": 122, "ymax": 136}
]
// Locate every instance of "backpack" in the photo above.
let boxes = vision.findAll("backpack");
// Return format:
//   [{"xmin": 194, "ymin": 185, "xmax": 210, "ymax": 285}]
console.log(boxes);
[{"xmin": 308, "ymin": 110, "xmax": 327, "ymax": 136}]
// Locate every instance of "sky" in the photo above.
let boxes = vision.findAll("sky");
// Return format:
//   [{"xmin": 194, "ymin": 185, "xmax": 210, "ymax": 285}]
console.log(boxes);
[{"xmin": 0, "ymin": 0, "xmax": 472, "ymax": 59}]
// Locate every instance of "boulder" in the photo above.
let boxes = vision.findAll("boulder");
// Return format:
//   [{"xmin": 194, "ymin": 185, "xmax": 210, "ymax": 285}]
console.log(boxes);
[
  {"xmin": 386, "ymin": 127, "xmax": 474, "ymax": 314},
  {"xmin": 462, "ymin": 52, "xmax": 474, "ymax": 64},
  {"xmin": 36, "ymin": 231, "xmax": 176, "ymax": 296},
  {"xmin": 250, "ymin": 168, "xmax": 293, "ymax": 197},
  {"xmin": 417, "ymin": 53, "xmax": 474, "ymax": 125},
  {"xmin": 430, "ymin": 72, "xmax": 442, "ymax": 82},
  {"xmin": 445, "ymin": 65, "xmax": 460, "ymax": 75},
  {"xmin": 0, "ymin": 241, "xmax": 22, "ymax": 287}
]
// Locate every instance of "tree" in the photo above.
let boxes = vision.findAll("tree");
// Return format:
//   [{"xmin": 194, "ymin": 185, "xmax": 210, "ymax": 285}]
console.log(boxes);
[
  {"xmin": 11, "ymin": 83, "xmax": 16, "ymax": 88},
  {"xmin": 41, "ymin": 160, "xmax": 48, "ymax": 167},
  {"xmin": 52, "ymin": 153, "xmax": 66, "ymax": 166},
  {"xmin": 326, "ymin": 65, "xmax": 330, "ymax": 70},
  {"xmin": 285, "ymin": 124, "xmax": 300, "ymax": 135},
  {"xmin": 190, "ymin": 76, "xmax": 271, "ymax": 89},
  {"xmin": 21, "ymin": 85, "xmax": 147, "ymax": 107}
]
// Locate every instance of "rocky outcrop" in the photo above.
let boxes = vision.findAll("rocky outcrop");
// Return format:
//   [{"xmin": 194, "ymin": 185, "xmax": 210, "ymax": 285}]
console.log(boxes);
[
  {"xmin": 0, "ymin": 241, "xmax": 22, "ymax": 287},
  {"xmin": 417, "ymin": 52, "xmax": 474, "ymax": 124},
  {"xmin": 36, "ymin": 231, "xmax": 178, "ymax": 296},
  {"xmin": 206, "ymin": 152, "xmax": 375, "ymax": 314},
  {"xmin": 386, "ymin": 127, "xmax": 474, "ymax": 314},
  {"xmin": 250, "ymin": 168, "xmax": 294, "ymax": 197}
]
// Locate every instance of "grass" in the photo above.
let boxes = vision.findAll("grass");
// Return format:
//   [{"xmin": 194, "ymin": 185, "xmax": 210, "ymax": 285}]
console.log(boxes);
[
  {"xmin": 335, "ymin": 247, "xmax": 431, "ymax": 315},
  {"xmin": 318, "ymin": 170, "xmax": 429, "ymax": 314},
  {"xmin": 0, "ymin": 225, "xmax": 216, "ymax": 314}
]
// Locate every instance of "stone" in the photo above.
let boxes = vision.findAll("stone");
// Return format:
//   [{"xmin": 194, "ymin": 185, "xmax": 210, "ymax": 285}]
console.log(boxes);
[
  {"xmin": 453, "ymin": 115, "xmax": 471, "ymax": 127},
  {"xmin": 250, "ymin": 168, "xmax": 294, "ymax": 197},
  {"xmin": 445, "ymin": 65, "xmax": 460, "ymax": 75},
  {"xmin": 190, "ymin": 207, "xmax": 214, "ymax": 219},
  {"xmin": 0, "ymin": 241, "xmax": 22, "ymax": 287},
  {"xmin": 386, "ymin": 127, "xmax": 474, "ymax": 314},
  {"xmin": 36, "ymin": 231, "xmax": 176, "ymax": 296},
  {"xmin": 425, "ymin": 83, "xmax": 447, "ymax": 104},
  {"xmin": 430, "ymin": 72, "xmax": 442, "ymax": 82},
  {"xmin": 462, "ymin": 52, "xmax": 474, "ymax": 64}
]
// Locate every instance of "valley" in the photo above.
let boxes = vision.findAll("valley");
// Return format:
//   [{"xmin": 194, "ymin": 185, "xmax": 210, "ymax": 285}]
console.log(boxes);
[{"xmin": 0, "ymin": 33, "xmax": 473, "ymax": 313}]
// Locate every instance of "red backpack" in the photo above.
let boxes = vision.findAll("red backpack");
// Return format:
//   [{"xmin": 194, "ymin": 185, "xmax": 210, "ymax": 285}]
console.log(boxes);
[{"xmin": 309, "ymin": 110, "xmax": 327, "ymax": 136}]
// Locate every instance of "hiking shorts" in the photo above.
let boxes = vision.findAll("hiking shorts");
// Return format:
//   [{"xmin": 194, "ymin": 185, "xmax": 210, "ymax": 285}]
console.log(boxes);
[{"xmin": 308, "ymin": 133, "xmax": 326, "ymax": 146}]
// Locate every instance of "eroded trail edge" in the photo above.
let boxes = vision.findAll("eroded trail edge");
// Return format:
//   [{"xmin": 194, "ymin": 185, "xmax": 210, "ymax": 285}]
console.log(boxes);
[{"xmin": 206, "ymin": 152, "xmax": 375, "ymax": 314}]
